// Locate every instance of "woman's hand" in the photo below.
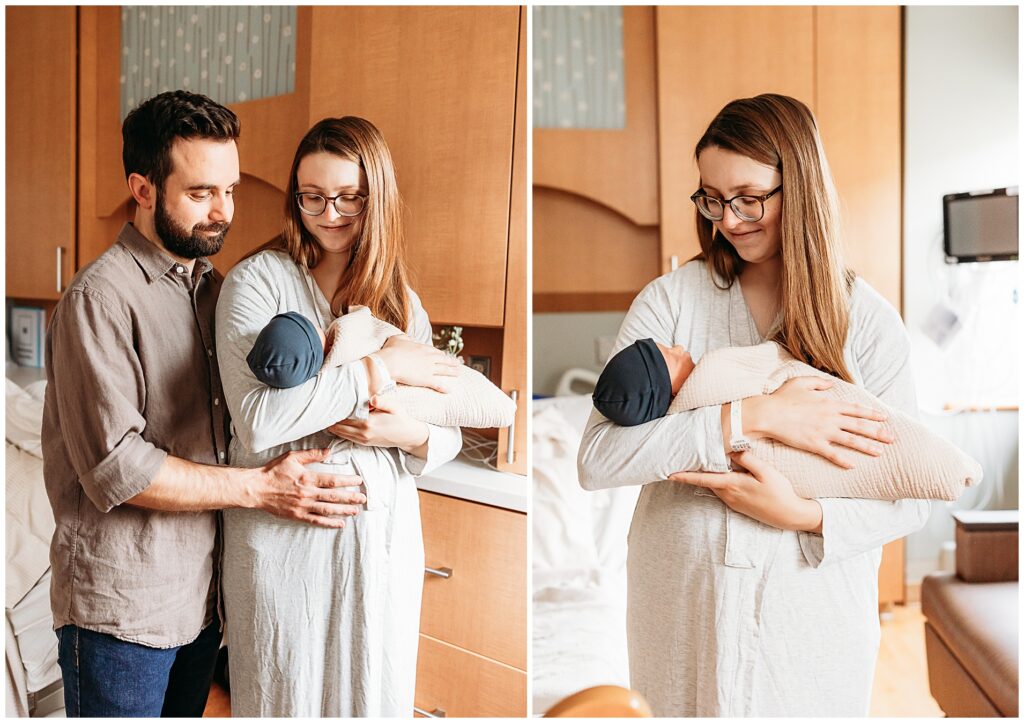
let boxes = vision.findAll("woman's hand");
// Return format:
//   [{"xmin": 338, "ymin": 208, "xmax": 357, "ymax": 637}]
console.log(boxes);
[
  {"xmin": 743, "ymin": 376, "xmax": 892, "ymax": 469},
  {"xmin": 669, "ymin": 451, "xmax": 823, "ymax": 532},
  {"xmin": 326, "ymin": 393, "xmax": 430, "ymax": 457},
  {"xmin": 374, "ymin": 335, "xmax": 461, "ymax": 392}
]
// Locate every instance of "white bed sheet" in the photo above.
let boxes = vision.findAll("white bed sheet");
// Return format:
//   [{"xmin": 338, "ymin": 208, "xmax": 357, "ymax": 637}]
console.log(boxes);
[
  {"xmin": 531, "ymin": 395, "xmax": 640, "ymax": 714},
  {"xmin": 6, "ymin": 376, "xmax": 62, "ymax": 716},
  {"xmin": 7, "ymin": 572, "xmax": 60, "ymax": 694},
  {"xmin": 532, "ymin": 568, "xmax": 630, "ymax": 715},
  {"xmin": 6, "ymin": 442, "xmax": 53, "ymax": 608},
  {"xmin": 6, "ymin": 376, "xmax": 53, "ymax": 608}
]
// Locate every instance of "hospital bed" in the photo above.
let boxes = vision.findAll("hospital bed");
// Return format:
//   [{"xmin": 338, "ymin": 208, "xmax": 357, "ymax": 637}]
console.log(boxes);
[
  {"xmin": 6, "ymin": 375, "xmax": 64, "ymax": 717},
  {"xmin": 531, "ymin": 370, "xmax": 640, "ymax": 714}
]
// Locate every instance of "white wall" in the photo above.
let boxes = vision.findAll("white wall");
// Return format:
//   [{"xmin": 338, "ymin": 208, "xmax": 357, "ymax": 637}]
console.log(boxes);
[
  {"xmin": 903, "ymin": 6, "xmax": 1019, "ymax": 582},
  {"xmin": 532, "ymin": 312, "xmax": 625, "ymax": 396}
]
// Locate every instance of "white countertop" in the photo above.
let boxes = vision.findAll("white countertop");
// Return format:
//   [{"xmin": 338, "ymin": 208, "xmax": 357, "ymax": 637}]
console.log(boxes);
[{"xmin": 416, "ymin": 456, "xmax": 527, "ymax": 513}]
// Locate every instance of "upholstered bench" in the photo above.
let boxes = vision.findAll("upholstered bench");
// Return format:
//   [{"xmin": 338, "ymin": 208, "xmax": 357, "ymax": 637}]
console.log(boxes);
[{"xmin": 921, "ymin": 510, "xmax": 1018, "ymax": 717}]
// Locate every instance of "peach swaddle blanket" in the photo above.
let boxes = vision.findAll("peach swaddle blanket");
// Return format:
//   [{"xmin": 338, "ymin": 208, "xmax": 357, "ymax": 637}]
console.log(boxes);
[
  {"xmin": 325, "ymin": 306, "xmax": 516, "ymax": 429},
  {"xmin": 668, "ymin": 342, "xmax": 981, "ymax": 501}
]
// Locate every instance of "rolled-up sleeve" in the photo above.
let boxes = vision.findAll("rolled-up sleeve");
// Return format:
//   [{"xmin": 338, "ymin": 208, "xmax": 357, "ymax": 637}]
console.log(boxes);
[{"xmin": 50, "ymin": 288, "xmax": 168, "ymax": 512}]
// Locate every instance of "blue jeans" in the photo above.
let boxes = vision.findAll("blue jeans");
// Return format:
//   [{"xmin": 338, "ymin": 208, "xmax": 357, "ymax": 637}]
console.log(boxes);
[{"xmin": 56, "ymin": 619, "xmax": 221, "ymax": 717}]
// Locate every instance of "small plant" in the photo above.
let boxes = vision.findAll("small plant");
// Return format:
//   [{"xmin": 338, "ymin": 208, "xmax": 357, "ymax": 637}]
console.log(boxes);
[{"xmin": 432, "ymin": 325, "xmax": 464, "ymax": 357}]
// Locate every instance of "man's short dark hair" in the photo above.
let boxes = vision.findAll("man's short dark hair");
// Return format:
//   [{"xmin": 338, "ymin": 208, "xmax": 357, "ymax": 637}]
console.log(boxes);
[{"xmin": 122, "ymin": 90, "xmax": 240, "ymax": 192}]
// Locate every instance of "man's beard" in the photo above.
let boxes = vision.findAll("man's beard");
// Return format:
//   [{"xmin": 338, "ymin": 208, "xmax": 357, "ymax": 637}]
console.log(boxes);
[{"xmin": 154, "ymin": 196, "xmax": 230, "ymax": 259}]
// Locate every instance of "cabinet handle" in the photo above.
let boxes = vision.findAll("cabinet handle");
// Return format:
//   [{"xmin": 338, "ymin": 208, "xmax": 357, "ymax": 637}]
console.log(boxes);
[
  {"xmin": 506, "ymin": 389, "xmax": 518, "ymax": 464},
  {"xmin": 424, "ymin": 566, "xmax": 452, "ymax": 579},
  {"xmin": 56, "ymin": 246, "xmax": 65, "ymax": 293},
  {"xmin": 670, "ymin": 254, "xmax": 679, "ymax": 271},
  {"xmin": 414, "ymin": 706, "xmax": 447, "ymax": 718}
]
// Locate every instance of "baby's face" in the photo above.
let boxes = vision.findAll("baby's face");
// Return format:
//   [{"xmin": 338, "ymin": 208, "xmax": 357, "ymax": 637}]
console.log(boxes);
[{"xmin": 655, "ymin": 342, "xmax": 695, "ymax": 395}]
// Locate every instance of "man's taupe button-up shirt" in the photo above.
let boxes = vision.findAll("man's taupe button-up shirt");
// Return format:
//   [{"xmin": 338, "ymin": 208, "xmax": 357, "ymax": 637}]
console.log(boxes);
[{"xmin": 42, "ymin": 223, "xmax": 229, "ymax": 648}]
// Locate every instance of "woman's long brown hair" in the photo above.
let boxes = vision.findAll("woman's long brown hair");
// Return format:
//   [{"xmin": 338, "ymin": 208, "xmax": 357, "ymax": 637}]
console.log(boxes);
[
  {"xmin": 256, "ymin": 116, "xmax": 411, "ymax": 330},
  {"xmin": 694, "ymin": 94, "xmax": 856, "ymax": 382}
]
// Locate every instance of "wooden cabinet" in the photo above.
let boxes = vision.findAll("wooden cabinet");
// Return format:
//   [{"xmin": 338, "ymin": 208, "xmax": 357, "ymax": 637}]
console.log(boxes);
[
  {"xmin": 306, "ymin": 7, "xmax": 521, "ymax": 330},
  {"xmin": 6, "ymin": 7, "xmax": 77, "ymax": 300},
  {"xmin": 415, "ymin": 491, "xmax": 526, "ymax": 717},
  {"xmin": 815, "ymin": 6, "xmax": 903, "ymax": 310},
  {"xmin": 533, "ymin": 7, "xmax": 660, "ymax": 312}
]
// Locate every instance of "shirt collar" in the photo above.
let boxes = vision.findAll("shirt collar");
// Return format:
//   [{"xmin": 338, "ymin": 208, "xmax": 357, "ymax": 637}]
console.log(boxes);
[{"xmin": 117, "ymin": 222, "xmax": 214, "ymax": 283}]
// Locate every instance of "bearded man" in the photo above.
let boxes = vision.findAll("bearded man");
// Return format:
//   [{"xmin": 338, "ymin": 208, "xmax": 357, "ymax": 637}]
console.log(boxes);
[{"xmin": 42, "ymin": 90, "xmax": 366, "ymax": 716}]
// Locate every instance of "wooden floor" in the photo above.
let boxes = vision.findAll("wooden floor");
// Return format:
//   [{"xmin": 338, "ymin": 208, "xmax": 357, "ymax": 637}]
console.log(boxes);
[
  {"xmin": 203, "ymin": 682, "xmax": 231, "ymax": 717},
  {"xmin": 870, "ymin": 602, "xmax": 944, "ymax": 717},
  {"xmin": 203, "ymin": 602, "xmax": 943, "ymax": 718}
]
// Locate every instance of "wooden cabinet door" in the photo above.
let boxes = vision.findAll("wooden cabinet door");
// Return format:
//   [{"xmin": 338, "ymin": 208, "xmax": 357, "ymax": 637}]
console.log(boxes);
[
  {"xmin": 308, "ymin": 7, "xmax": 520, "ymax": 327},
  {"xmin": 816, "ymin": 6, "xmax": 903, "ymax": 311},
  {"xmin": 6, "ymin": 7, "xmax": 77, "ymax": 299},
  {"xmin": 655, "ymin": 6, "xmax": 815, "ymax": 273},
  {"xmin": 497, "ymin": 11, "xmax": 527, "ymax": 475}
]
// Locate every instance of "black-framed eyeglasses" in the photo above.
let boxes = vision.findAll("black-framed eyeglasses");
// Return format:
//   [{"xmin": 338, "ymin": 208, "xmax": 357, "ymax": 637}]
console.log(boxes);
[
  {"xmin": 295, "ymin": 192, "xmax": 368, "ymax": 217},
  {"xmin": 689, "ymin": 185, "xmax": 783, "ymax": 223}
]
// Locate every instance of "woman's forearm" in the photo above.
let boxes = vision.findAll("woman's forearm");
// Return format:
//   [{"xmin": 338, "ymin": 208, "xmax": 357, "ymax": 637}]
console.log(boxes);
[{"xmin": 579, "ymin": 406, "xmax": 732, "ymax": 491}]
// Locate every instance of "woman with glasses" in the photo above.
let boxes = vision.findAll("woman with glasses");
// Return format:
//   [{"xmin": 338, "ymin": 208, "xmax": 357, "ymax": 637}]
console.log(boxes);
[
  {"xmin": 214, "ymin": 117, "xmax": 462, "ymax": 716},
  {"xmin": 577, "ymin": 94, "xmax": 929, "ymax": 716}
]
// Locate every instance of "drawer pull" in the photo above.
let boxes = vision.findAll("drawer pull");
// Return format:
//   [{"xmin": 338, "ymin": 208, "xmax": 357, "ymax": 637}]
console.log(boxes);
[
  {"xmin": 506, "ymin": 389, "xmax": 518, "ymax": 464},
  {"xmin": 414, "ymin": 705, "xmax": 447, "ymax": 718},
  {"xmin": 425, "ymin": 566, "xmax": 452, "ymax": 579}
]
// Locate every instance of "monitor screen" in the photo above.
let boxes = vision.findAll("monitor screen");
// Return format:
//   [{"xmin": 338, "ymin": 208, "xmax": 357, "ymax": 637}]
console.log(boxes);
[{"xmin": 943, "ymin": 189, "xmax": 1018, "ymax": 262}]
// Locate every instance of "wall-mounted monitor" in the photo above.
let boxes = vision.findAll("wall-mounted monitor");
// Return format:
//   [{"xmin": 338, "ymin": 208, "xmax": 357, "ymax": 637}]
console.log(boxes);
[{"xmin": 943, "ymin": 187, "xmax": 1018, "ymax": 263}]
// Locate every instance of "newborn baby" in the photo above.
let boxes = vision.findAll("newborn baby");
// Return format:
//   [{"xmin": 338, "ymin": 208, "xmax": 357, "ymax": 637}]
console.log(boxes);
[
  {"xmin": 246, "ymin": 309, "xmax": 517, "ymax": 429},
  {"xmin": 589, "ymin": 338, "xmax": 981, "ymax": 501}
]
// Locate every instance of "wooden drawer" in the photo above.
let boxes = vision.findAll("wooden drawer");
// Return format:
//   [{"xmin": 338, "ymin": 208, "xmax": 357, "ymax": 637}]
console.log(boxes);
[
  {"xmin": 414, "ymin": 634, "xmax": 527, "ymax": 718},
  {"xmin": 418, "ymin": 491, "xmax": 526, "ymax": 670}
]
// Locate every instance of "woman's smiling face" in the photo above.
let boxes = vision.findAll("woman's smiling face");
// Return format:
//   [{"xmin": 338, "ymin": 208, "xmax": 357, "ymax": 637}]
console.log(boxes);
[
  {"xmin": 696, "ymin": 145, "xmax": 783, "ymax": 266},
  {"xmin": 295, "ymin": 152, "xmax": 368, "ymax": 256}
]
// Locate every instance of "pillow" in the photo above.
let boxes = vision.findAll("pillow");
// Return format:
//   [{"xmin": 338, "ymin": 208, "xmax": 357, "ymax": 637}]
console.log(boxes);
[
  {"xmin": 668, "ymin": 342, "xmax": 981, "ymax": 501},
  {"xmin": 324, "ymin": 307, "xmax": 516, "ymax": 429}
]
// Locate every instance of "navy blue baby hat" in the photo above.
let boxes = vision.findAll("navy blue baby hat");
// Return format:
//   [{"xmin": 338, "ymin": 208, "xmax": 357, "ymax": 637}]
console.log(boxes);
[
  {"xmin": 592, "ymin": 338, "xmax": 673, "ymax": 426},
  {"xmin": 246, "ymin": 311, "xmax": 325, "ymax": 389}
]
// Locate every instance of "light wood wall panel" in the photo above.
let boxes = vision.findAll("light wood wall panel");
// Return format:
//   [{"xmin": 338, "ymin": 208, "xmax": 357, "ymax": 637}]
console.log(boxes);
[
  {"xmin": 533, "ymin": 187, "xmax": 660, "ymax": 311},
  {"xmin": 656, "ymin": 6, "xmax": 815, "ymax": 273},
  {"xmin": 6, "ymin": 7, "xmax": 77, "ymax": 299},
  {"xmin": 533, "ymin": 6, "xmax": 659, "ymax": 225},
  {"xmin": 309, "ymin": 7, "xmax": 519, "ymax": 327},
  {"xmin": 816, "ymin": 6, "xmax": 903, "ymax": 312},
  {"xmin": 211, "ymin": 174, "xmax": 285, "ymax": 275}
]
